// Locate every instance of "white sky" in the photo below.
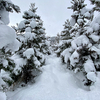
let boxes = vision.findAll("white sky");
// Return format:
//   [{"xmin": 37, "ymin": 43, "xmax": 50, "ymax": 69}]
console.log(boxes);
[{"xmin": 9, "ymin": 0, "xmax": 92, "ymax": 36}]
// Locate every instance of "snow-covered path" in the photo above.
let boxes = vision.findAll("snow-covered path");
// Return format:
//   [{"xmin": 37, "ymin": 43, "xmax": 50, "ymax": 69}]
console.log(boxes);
[{"xmin": 7, "ymin": 54, "xmax": 100, "ymax": 100}]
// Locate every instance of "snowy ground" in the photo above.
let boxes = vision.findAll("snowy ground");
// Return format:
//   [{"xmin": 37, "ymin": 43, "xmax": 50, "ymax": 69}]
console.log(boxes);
[{"xmin": 6, "ymin": 54, "xmax": 100, "ymax": 100}]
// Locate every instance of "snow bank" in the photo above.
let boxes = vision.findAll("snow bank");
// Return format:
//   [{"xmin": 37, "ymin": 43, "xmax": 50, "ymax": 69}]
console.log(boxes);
[
  {"xmin": 7, "ymin": 54, "xmax": 100, "ymax": 100},
  {"xmin": 0, "ymin": 92, "xmax": 6, "ymax": 100}
]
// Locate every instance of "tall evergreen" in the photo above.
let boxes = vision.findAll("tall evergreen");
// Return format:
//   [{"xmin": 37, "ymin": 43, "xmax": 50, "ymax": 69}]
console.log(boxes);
[
  {"xmin": 56, "ymin": 19, "xmax": 72, "ymax": 59},
  {"xmin": 60, "ymin": 19, "xmax": 72, "ymax": 40},
  {"xmin": 61, "ymin": 0, "xmax": 99, "ymax": 90},
  {"xmin": 15, "ymin": 3, "xmax": 49, "ymax": 55},
  {"xmin": 7, "ymin": 3, "xmax": 50, "ymax": 89}
]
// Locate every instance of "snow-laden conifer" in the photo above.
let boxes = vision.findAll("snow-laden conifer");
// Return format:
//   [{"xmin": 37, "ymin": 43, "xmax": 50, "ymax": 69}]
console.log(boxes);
[
  {"xmin": 56, "ymin": 19, "xmax": 72, "ymax": 62},
  {"xmin": 60, "ymin": 0, "xmax": 100, "ymax": 90},
  {"xmin": 0, "ymin": 0, "xmax": 20, "ymax": 91},
  {"xmin": 9, "ymin": 3, "xmax": 50, "ymax": 89}
]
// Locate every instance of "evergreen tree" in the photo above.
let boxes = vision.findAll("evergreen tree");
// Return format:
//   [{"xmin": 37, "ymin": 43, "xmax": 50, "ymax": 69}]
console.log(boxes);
[
  {"xmin": 0, "ymin": 0, "xmax": 20, "ymax": 91},
  {"xmin": 61, "ymin": 0, "xmax": 99, "ymax": 90},
  {"xmin": 15, "ymin": 3, "xmax": 49, "ymax": 55},
  {"xmin": 61, "ymin": 19, "xmax": 72, "ymax": 40},
  {"xmin": 87, "ymin": 0, "xmax": 100, "ymax": 89},
  {"xmin": 7, "ymin": 3, "xmax": 50, "ymax": 89},
  {"xmin": 56, "ymin": 19, "xmax": 72, "ymax": 58}
]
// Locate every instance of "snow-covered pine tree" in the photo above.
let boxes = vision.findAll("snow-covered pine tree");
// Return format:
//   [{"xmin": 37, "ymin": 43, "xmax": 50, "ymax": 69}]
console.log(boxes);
[
  {"xmin": 56, "ymin": 19, "xmax": 72, "ymax": 60},
  {"xmin": 16, "ymin": 3, "xmax": 50, "ymax": 55},
  {"xmin": 0, "ymin": 0, "xmax": 20, "ymax": 91},
  {"xmin": 61, "ymin": 19, "xmax": 72, "ymax": 40},
  {"xmin": 87, "ymin": 0, "xmax": 100, "ymax": 89},
  {"xmin": 9, "ymin": 3, "xmax": 49, "ymax": 88},
  {"xmin": 61, "ymin": 0, "xmax": 99, "ymax": 90}
]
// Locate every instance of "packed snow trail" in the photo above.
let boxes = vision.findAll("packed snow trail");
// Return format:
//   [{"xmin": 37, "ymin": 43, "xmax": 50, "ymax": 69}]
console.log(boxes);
[{"xmin": 7, "ymin": 54, "xmax": 100, "ymax": 100}]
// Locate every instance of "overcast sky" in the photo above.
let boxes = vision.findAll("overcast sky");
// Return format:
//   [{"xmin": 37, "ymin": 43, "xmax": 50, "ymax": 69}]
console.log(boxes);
[{"xmin": 9, "ymin": 0, "xmax": 92, "ymax": 36}]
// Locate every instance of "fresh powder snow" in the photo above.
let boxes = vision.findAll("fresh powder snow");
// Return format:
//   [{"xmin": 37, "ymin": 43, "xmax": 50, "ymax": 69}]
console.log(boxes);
[{"xmin": 6, "ymin": 54, "xmax": 100, "ymax": 100}]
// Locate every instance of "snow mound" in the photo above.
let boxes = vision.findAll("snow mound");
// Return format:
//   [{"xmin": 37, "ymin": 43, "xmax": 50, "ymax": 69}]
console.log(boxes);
[
  {"xmin": 0, "ymin": 91, "xmax": 6, "ymax": 100},
  {"xmin": 7, "ymin": 54, "xmax": 100, "ymax": 100}
]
